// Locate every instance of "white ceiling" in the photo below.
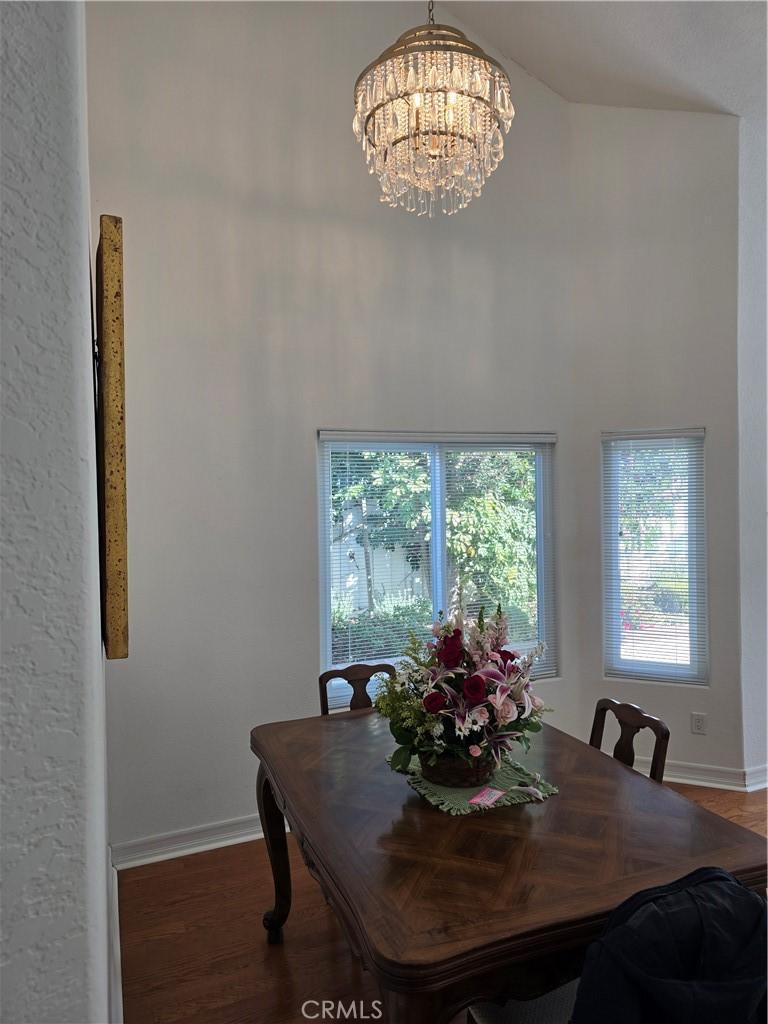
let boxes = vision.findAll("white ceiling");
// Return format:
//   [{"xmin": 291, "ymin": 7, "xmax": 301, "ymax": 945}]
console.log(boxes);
[{"xmin": 448, "ymin": 1, "xmax": 765, "ymax": 118}]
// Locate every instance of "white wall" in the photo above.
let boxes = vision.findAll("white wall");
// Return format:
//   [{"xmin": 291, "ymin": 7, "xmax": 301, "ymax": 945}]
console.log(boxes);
[
  {"xmin": 1, "ymin": 3, "xmax": 108, "ymax": 1020},
  {"xmin": 87, "ymin": 1, "xmax": 583, "ymax": 845},
  {"xmin": 568, "ymin": 104, "xmax": 742, "ymax": 767},
  {"xmin": 736, "ymin": 35, "xmax": 767, "ymax": 775},
  {"xmin": 86, "ymin": 2, "xmax": 747, "ymax": 849}
]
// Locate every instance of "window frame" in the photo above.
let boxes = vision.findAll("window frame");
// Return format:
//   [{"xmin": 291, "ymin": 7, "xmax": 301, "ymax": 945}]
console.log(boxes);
[
  {"xmin": 601, "ymin": 429, "xmax": 709, "ymax": 685},
  {"xmin": 318, "ymin": 431, "xmax": 559, "ymax": 694}
]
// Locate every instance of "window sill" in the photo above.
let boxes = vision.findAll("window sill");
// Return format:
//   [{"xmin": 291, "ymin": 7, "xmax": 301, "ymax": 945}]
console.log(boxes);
[{"xmin": 601, "ymin": 674, "xmax": 710, "ymax": 689}]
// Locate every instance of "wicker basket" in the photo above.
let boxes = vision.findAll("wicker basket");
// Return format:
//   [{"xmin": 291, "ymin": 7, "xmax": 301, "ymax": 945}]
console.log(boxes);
[{"xmin": 418, "ymin": 752, "xmax": 494, "ymax": 788}]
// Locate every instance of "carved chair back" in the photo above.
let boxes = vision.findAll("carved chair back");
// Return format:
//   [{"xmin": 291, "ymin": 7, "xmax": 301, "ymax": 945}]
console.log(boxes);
[
  {"xmin": 589, "ymin": 698, "xmax": 670, "ymax": 783},
  {"xmin": 318, "ymin": 663, "xmax": 397, "ymax": 716}
]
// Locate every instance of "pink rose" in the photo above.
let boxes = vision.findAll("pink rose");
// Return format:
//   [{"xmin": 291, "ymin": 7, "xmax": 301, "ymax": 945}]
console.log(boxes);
[
  {"xmin": 495, "ymin": 697, "xmax": 519, "ymax": 726},
  {"xmin": 469, "ymin": 744, "xmax": 482, "ymax": 758},
  {"xmin": 470, "ymin": 706, "xmax": 490, "ymax": 726}
]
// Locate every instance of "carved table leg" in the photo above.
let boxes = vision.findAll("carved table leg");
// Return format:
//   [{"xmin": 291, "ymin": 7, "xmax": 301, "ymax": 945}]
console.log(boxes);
[{"xmin": 256, "ymin": 762, "xmax": 292, "ymax": 944}]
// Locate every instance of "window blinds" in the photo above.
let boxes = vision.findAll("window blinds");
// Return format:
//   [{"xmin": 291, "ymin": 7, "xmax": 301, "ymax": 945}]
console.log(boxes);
[
  {"xmin": 602, "ymin": 433, "xmax": 708, "ymax": 682},
  {"xmin": 318, "ymin": 435, "xmax": 558, "ymax": 700},
  {"xmin": 323, "ymin": 442, "xmax": 434, "ymax": 666}
]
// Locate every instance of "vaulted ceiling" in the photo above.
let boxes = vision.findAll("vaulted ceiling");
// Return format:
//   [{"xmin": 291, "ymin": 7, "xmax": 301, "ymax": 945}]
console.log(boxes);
[{"xmin": 449, "ymin": 1, "xmax": 765, "ymax": 120}]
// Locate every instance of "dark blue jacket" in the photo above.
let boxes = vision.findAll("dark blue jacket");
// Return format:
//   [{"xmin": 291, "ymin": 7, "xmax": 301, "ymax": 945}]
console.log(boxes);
[{"xmin": 571, "ymin": 866, "xmax": 766, "ymax": 1024}]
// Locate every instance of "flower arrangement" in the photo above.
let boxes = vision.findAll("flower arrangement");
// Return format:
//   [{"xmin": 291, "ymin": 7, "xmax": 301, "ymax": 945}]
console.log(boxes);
[{"xmin": 375, "ymin": 602, "xmax": 548, "ymax": 784}]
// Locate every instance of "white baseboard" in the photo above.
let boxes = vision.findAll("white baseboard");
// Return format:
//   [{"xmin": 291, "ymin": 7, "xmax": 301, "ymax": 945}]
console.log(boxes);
[
  {"xmin": 636, "ymin": 756, "xmax": 768, "ymax": 792},
  {"xmin": 111, "ymin": 759, "xmax": 767, "ymax": 873},
  {"xmin": 111, "ymin": 813, "xmax": 264, "ymax": 871},
  {"xmin": 744, "ymin": 764, "xmax": 768, "ymax": 792},
  {"xmin": 108, "ymin": 864, "xmax": 123, "ymax": 1023}
]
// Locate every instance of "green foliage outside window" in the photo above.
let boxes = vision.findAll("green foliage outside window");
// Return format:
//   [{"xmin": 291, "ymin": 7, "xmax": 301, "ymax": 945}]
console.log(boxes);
[{"xmin": 329, "ymin": 448, "xmax": 539, "ymax": 660}]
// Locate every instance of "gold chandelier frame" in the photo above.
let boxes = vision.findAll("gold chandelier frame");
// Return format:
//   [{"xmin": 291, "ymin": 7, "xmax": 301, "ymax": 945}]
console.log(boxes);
[{"xmin": 354, "ymin": 24, "xmax": 508, "ymax": 93}]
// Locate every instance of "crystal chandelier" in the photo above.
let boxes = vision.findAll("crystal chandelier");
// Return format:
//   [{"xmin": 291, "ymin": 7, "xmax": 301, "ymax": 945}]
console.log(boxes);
[{"xmin": 352, "ymin": 1, "xmax": 515, "ymax": 217}]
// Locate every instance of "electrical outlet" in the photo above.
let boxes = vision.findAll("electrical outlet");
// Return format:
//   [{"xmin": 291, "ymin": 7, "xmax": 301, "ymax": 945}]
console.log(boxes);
[{"xmin": 691, "ymin": 712, "xmax": 707, "ymax": 735}]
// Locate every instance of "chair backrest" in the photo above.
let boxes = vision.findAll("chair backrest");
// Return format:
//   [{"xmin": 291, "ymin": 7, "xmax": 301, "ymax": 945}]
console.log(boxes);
[
  {"xmin": 589, "ymin": 697, "xmax": 670, "ymax": 783},
  {"xmin": 318, "ymin": 663, "xmax": 396, "ymax": 716}
]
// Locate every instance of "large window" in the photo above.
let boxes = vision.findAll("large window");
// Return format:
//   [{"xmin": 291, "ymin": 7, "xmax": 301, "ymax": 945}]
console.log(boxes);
[
  {"xmin": 319, "ymin": 433, "xmax": 558, "ymax": 686},
  {"xmin": 602, "ymin": 432, "xmax": 708, "ymax": 683}
]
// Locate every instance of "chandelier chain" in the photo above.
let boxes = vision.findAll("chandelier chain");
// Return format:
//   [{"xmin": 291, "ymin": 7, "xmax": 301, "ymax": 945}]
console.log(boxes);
[{"xmin": 428, "ymin": 0, "xmax": 435, "ymax": 25}]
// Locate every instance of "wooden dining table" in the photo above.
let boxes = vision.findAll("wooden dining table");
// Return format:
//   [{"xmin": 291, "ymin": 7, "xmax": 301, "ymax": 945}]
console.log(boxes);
[{"xmin": 250, "ymin": 709, "xmax": 766, "ymax": 1024}]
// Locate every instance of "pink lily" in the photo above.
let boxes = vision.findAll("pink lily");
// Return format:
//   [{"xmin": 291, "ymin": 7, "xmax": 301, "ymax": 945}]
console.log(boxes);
[
  {"xmin": 426, "ymin": 666, "xmax": 464, "ymax": 705},
  {"xmin": 476, "ymin": 664, "xmax": 505, "ymax": 684},
  {"xmin": 487, "ymin": 730, "xmax": 522, "ymax": 764},
  {"xmin": 454, "ymin": 704, "xmax": 471, "ymax": 737},
  {"xmin": 489, "ymin": 684, "xmax": 514, "ymax": 716},
  {"xmin": 510, "ymin": 679, "xmax": 533, "ymax": 717}
]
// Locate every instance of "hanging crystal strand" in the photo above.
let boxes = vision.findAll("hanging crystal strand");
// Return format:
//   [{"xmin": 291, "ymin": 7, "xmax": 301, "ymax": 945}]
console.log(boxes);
[
  {"xmin": 386, "ymin": 63, "xmax": 398, "ymax": 100},
  {"xmin": 489, "ymin": 123, "xmax": 503, "ymax": 163},
  {"xmin": 445, "ymin": 79, "xmax": 455, "ymax": 131},
  {"xmin": 406, "ymin": 57, "xmax": 417, "ymax": 94},
  {"xmin": 450, "ymin": 53, "xmax": 463, "ymax": 92}
]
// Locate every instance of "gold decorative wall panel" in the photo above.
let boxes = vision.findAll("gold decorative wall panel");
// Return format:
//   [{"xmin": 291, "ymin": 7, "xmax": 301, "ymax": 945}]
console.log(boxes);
[{"xmin": 96, "ymin": 214, "xmax": 128, "ymax": 659}]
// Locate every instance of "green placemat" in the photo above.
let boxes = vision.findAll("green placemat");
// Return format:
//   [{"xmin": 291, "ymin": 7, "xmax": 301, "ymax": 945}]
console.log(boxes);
[{"xmin": 388, "ymin": 755, "xmax": 558, "ymax": 815}]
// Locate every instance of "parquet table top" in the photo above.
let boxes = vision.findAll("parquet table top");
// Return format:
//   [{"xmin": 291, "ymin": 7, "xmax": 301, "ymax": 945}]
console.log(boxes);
[{"xmin": 251, "ymin": 710, "xmax": 766, "ymax": 984}]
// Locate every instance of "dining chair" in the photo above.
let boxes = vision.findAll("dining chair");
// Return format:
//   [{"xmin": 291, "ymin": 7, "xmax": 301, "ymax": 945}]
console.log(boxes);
[
  {"xmin": 588, "ymin": 698, "xmax": 670, "ymax": 783},
  {"xmin": 468, "ymin": 980, "xmax": 579, "ymax": 1024},
  {"xmin": 318, "ymin": 662, "xmax": 396, "ymax": 716}
]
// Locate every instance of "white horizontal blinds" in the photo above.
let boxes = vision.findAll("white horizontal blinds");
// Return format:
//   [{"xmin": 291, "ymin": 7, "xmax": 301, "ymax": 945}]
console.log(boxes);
[
  {"xmin": 602, "ymin": 434, "xmax": 708, "ymax": 682},
  {"xmin": 442, "ymin": 444, "xmax": 557, "ymax": 677},
  {"xmin": 320, "ymin": 437, "xmax": 559, "ymax": 688},
  {"xmin": 323, "ymin": 443, "xmax": 434, "ymax": 668}
]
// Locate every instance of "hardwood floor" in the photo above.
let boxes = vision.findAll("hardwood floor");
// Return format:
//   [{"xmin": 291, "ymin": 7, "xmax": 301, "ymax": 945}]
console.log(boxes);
[
  {"xmin": 118, "ymin": 837, "xmax": 379, "ymax": 1024},
  {"xmin": 118, "ymin": 786, "xmax": 766, "ymax": 1024},
  {"xmin": 668, "ymin": 783, "xmax": 767, "ymax": 837}
]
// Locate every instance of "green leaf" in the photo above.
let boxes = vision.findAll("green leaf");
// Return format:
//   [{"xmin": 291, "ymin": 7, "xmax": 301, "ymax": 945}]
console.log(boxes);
[
  {"xmin": 389, "ymin": 722, "xmax": 416, "ymax": 746},
  {"xmin": 525, "ymin": 719, "xmax": 542, "ymax": 732},
  {"xmin": 390, "ymin": 746, "xmax": 414, "ymax": 773}
]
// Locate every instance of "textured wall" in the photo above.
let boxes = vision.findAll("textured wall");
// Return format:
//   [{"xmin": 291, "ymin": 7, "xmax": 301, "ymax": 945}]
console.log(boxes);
[{"xmin": 1, "ymin": 3, "xmax": 108, "ymax": 1021}]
